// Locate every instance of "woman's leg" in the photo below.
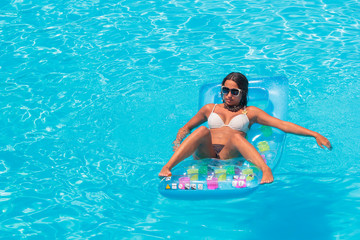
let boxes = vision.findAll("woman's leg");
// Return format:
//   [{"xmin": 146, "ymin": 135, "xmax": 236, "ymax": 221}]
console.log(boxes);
[
  {"xmin": 159, "ymin": 126, "xmax": 216, "ymax": 177},
  {"xmin": 219, "ymin": 133, "xmax": 273, "ymax": 184}
]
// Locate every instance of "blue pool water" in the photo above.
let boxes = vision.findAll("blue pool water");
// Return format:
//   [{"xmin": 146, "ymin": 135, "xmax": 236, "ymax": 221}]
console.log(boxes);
[{"xmin": 1, "ymin": 0, "xmax": 360, "ymax": 239}]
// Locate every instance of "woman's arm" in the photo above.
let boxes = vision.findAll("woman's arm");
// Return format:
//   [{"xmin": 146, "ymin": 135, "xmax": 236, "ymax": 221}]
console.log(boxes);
[
  {"xmin": 251, "ymin": 107, "xmax": 332, "ymax": 150},
  {"xmin": 172, "ymin": 104, "xmax": 213, "ymax": 151}
]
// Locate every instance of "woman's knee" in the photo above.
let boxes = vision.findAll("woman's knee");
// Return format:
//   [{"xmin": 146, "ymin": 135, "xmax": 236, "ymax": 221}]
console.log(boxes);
[
  {"xmin": 193, "ymin": 126, "xmax": 211, "ymax": 138},
  {"xmin": 230, "ymin": 132, "xmax": 247, "ymax": 145}
]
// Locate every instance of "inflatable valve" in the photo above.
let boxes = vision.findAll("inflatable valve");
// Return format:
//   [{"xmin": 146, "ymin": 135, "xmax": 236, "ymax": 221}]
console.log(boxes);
[
  {"xmin": 187, "ymin": 167, "xmax": 199, "ymax": 181},
  {"xmin": 260, "ymin": 125, "xmax": 273, "ymax": 137},
  {"xmin": 246, "ymin": 174, "xmax": 255, "ymax": 181},
  {"xmin": 226, "ymin": 166, "xmax": 235, "ymax": 175},
  {"xmin": 242, "ymin": 168, "xmax": 255, "ymax": 181},
  {"xmin": 206, "ymin": 176, "xmax": 218, "ymax": 190},
  {"xmin": 215, "ymin": 168, "xmax": 227, "ymax": 181},
  {"xmin": 257, "ymin": 141, "xmax": 270, "ymax": 152},
  {"xmin": 179, "ymin": 177, "xmax": 190, "ymax": 190},
  {"xmin": 199, "ymin": 166, "xmax": 208, "ymax": 175}
]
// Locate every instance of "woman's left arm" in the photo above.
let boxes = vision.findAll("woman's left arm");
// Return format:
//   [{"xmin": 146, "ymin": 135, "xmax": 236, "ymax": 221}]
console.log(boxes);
[{"xmin": 251, "ymin": 107, "xmax": 332, "ymax": 150}]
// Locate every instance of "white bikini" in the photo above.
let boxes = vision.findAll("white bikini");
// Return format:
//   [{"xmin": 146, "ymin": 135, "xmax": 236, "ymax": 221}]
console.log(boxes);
[{"xmin": 208, "ymin": 104, "xmax": 250, "ymax": 133}]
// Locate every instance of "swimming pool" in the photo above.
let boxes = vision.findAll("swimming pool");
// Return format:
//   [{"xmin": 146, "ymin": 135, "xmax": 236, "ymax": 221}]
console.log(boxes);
[{"xmin": 1, "ymin": 0, "xmax": 359, "ymax": 239}]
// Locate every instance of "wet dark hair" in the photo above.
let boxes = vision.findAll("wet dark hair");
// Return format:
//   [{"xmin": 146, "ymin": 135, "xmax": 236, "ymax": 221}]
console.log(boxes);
[{"xmin": 221, "ymin": 72, "xmax": 248, "ymax": 108}]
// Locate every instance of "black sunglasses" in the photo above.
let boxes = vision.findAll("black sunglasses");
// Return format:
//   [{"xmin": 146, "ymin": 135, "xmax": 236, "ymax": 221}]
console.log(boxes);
[{"xmin": 221, "ymin": 86, "xmax": 242, "ymax": 96}]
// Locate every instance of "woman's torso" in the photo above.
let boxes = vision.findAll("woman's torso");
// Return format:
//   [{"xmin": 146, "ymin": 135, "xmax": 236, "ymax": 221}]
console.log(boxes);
[{"xmin": 206, "ymin": 104, "xmax": 254, "ymax": 145}]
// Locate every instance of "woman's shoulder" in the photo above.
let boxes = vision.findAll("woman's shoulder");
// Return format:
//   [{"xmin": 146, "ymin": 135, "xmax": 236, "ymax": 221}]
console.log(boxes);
[
  {"xmin": 203, "ymin": 103, "xmax": 220, "ymax": 108},
  {"xmin": 245, "ymin": 106, "xmax": 264, "ymax": 116},
  {"xmin": 199, "ymin": 103, "xmax": 223, "ymax": 115},
  {"xmin": 245, "ymin": 106, "xmax": 260, "ymax": 111},
  {"xmin": 201, "ymin": 103, "xmax": 216, "ymax": 112}
]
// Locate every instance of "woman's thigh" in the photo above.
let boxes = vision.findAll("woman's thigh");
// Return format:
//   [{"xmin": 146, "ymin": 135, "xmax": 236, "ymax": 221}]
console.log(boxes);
[{"xmin": 186, "ymin": 126, "xmax": 217, "ymax": 159}]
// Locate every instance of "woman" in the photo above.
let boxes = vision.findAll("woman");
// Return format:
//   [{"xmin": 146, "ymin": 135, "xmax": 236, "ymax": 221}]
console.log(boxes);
[{"xmin": 159, "ymin": 72, "xmax": 332, "ymax": 184}]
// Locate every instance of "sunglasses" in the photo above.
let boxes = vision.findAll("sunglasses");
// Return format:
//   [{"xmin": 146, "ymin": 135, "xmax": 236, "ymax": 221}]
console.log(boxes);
[{"xmin": 221, "ymin": 86, "xmax": 242, "ymax": 96}]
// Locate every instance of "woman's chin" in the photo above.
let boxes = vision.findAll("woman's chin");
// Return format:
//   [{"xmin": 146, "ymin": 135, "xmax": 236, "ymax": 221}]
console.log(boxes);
[{"xmin": 225, "ymin": 101, "xmax": 236, "ymax": 106}]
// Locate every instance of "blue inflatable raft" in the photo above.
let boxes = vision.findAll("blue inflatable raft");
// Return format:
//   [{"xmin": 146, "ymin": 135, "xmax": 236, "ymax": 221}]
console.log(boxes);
[{"xmin": 159, "ymin": 76, "xmax": 288, "ymax": 199}]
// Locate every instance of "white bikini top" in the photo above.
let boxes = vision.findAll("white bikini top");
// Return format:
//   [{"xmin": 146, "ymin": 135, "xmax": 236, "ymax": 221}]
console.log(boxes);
[{"xmin": 208, "ymin": 104, "xmax": 249, "ymax": 133}]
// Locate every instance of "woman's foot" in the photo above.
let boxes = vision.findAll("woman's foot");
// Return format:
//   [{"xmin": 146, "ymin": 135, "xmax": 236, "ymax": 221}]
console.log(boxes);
[
  {"xmin": 159, "ymin": 166, "xmax": 172, "ymax": 178},
  {"xmin": 260, "ymin": 167, "xmax": 274, "ymax": 184}
]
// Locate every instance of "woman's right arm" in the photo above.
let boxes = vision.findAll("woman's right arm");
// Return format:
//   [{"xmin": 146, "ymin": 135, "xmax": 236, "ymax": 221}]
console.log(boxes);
[{"xmin": 172, "ymin": 104, "xmax": 212, "ymax": 151}]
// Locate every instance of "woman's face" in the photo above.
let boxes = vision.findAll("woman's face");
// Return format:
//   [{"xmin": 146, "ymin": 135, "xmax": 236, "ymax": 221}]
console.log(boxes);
[{"xmin": 222, "ymin": 80, "xmax": 241, "ymax": 106}]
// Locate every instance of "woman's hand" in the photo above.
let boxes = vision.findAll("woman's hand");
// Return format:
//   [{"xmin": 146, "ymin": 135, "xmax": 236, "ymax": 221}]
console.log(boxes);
[
  {"xmin": 159, "ymin": 165, "xmax": 172, "ymax": 178},
  {"xmin": 172, "ymin": 140, "xmax": 180, "ymax": 152},
  {"xmin": 315, "ymin": 134, "xmax": 332, "ymax": 150}
]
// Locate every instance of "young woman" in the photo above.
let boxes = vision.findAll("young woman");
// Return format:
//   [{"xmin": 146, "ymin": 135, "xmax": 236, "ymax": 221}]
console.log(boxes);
[{"xmin": 159, "ymin": 72, "xmax": 332, "ymax": 184}]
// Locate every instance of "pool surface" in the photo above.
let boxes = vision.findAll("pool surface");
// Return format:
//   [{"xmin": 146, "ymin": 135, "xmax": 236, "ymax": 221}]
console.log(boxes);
[{"xmin": 1, "ymin": 0, "xmax": 360, "ymax": 239}]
